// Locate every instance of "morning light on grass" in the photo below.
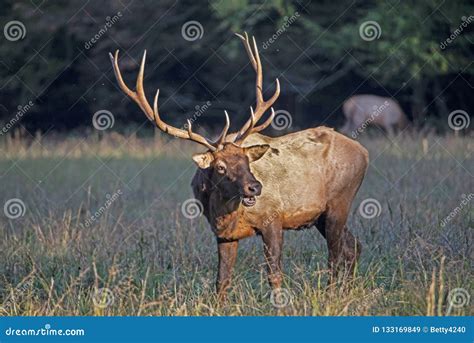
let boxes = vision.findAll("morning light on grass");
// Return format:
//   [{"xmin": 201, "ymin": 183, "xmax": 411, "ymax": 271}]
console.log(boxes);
[
  {"xmin": 0, "ymin": 2, "xmax": 473, "ymax": 342},
  {"xmin": 1, "ymin": 132, "xmax": 472, "ymax": 316}
]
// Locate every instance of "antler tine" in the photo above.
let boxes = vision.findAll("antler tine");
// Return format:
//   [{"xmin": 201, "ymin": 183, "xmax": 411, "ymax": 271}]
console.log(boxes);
[
  {"xmin": 235, "ymin": 32, "xmax": 262, "ymax": 101},
  {"xmin": 234, "ymin": 107, "xmax": 275, "ymax": 145},
  {"xmin": 110, "ymin": 50, "xmax": 139, "ymax": 104},
  {"xmin": 153, "ymin": 90, "xmax": 216, "ymax": 151},
  {"xmin": 237, "ymin": 78, "xmax": 280, "ymax": 137},
  {"xmin": 110, "ymin": 50, "xmax": 153, "ymax": 120},
  {"xmin": 186, "ymin": 119, "xmax": 216, "ymax": 151},
  {"xmin": 253, "ymin": 107, "xmax": 275, "ymax": 132},
  {"xmin": 234, "ymin": 107, "xmax": 257, "ymax": 144},
  {"xmin": 251, "ymin": 35, "xmax": 264, "ymax": 103},
  {"xmin": 135, "ymin": 50, "xmax": 154, "ymax": 121},
  {"xmin": 235, "ymin": 32, "xmax": 257, "ymax": 71},
  {"xmin": 214, "ymin": 110, "xmax": 230, "ymax": 148},
  {"xmin": 232, "ymin": 32, "xmax": 281, "ymax": 144},
  {"xmin": 111, "ymin": 49, "xmax": 218, "ymax": 151}
]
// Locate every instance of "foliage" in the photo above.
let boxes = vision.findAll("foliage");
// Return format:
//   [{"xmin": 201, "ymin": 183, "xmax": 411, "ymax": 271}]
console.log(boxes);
[{"xmin": 0, "ymin": 0, "xmax": 472, "ymax": 132}]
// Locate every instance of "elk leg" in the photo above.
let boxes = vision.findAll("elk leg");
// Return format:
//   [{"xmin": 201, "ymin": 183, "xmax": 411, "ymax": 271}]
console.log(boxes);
[
  {"xmin": 319, "ymin": 206, "xmax": 361, "ymax": 283},
  {"xmin": 216, "ymin": 239, "xmax": 239, "ymax": 300},
  {"xmin": 341, "ymin": 225, "xmax": 361, "ymax": 269},
  {"xmin": 261, "ymin": 225, "xmax": 283, "ymax": 289}
]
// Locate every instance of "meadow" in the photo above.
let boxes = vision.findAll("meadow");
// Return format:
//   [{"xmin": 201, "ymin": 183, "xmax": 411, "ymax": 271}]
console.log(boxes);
[{"xmin": 0, "ymin": 130, "xmax": 472, "ymax": 316}]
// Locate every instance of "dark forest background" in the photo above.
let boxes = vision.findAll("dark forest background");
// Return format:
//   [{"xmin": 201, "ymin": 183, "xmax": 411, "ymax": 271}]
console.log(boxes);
[{"xmin": 0, "ymin": 0, "xmax": 473, "ymax": 135}]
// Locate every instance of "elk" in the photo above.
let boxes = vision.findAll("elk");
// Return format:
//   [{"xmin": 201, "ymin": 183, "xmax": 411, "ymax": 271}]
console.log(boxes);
[
  {"xmin": 341, "ymin": 94, "xmax": 409, "ymax": 137},
  {"xmin": 110, "ymin": 33, "xmax": 369, "ymax": 299}
]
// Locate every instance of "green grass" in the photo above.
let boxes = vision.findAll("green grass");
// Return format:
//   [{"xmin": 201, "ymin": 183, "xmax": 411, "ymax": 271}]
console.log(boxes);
[{"xmin": 0, "ymin": 131, "xmax": 472, "ymax": 316}]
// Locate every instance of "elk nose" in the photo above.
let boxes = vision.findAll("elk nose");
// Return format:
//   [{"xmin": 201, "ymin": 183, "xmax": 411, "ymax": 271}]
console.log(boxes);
[{"xmin": 246, "ymin": 182, "xmax": 262, "ymax": 196}]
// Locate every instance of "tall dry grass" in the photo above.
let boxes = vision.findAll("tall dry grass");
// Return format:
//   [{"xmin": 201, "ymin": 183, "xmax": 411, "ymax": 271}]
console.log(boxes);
[{"xmin": 0, "ymin": 130, "xmax": 472, "ymax": 316}]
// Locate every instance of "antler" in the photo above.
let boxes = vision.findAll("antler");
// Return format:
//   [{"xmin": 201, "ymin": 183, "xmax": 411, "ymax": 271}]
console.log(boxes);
[
  {"xmin": 233, "ymin": 107, "xmax": 276, "ymax": 144},
  {"xmin": 110, "ymin": 50, "xmax": 230, "ymax": 151},
  {"xmin": 233, "ymin": 32, "xmax": 280, "ymax": 144}
]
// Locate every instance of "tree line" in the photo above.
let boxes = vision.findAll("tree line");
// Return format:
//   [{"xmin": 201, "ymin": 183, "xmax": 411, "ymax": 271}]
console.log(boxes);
[{"xmin": 0, "ymin": 0, "xmax": 472, "ymax": 134}]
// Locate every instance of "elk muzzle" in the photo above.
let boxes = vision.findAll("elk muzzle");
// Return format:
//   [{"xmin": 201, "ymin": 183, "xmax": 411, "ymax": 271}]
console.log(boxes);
[{"xmin": 241, "ymin": 180, "xmax": 262, "ymax": 207}]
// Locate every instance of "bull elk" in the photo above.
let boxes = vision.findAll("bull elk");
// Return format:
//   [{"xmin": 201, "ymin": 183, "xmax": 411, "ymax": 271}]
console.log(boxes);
[
  {"xmin": 341, "ymin": 94, "xmax": 409, "ymax": 137},
  {"xmin": 110, "ymin": 33, "xmax": 369, "ymax": 299}
]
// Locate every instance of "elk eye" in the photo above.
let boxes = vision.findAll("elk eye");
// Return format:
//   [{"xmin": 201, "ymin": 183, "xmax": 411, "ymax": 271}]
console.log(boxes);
[{"xmin": 216, "ymin": 163, "xmax": 226, "ymax": 174}]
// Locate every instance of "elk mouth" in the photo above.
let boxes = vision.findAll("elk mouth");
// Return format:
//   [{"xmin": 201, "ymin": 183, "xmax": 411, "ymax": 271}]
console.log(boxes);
[{"xmin": 242, "ymin": 196, "xmax": 257, "ymax": 207}]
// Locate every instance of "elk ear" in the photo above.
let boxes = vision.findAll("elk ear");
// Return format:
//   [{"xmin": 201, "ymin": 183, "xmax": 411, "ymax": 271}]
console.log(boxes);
[
  {"xmin": 192, "ymin": 152, "xmax": 214, "ymax": 169},
  {"xmin": 245, "ymin": 144, "xmax": 270, "ymax": 163}
]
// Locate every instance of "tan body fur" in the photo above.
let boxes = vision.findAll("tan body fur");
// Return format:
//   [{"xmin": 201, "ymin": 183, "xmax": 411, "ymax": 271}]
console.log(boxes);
[{"xmin": 192, "ymin": 127, "xmax": 369, "ymax": 295}]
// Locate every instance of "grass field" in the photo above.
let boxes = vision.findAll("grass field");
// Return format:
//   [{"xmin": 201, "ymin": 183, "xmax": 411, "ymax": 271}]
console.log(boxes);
[{"xmin": 0, "ymin": 131, "xmax": 472, "ymax": 316}]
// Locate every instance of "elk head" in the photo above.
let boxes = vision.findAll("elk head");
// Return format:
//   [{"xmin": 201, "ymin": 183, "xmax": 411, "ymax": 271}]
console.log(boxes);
[
  {"xmin": 192, "ymin": 141, "xmax": 270, "ymax": 207},
  {"xmin": 110, "ymin": 32, "xmax": 280, "ymax": 207}
]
